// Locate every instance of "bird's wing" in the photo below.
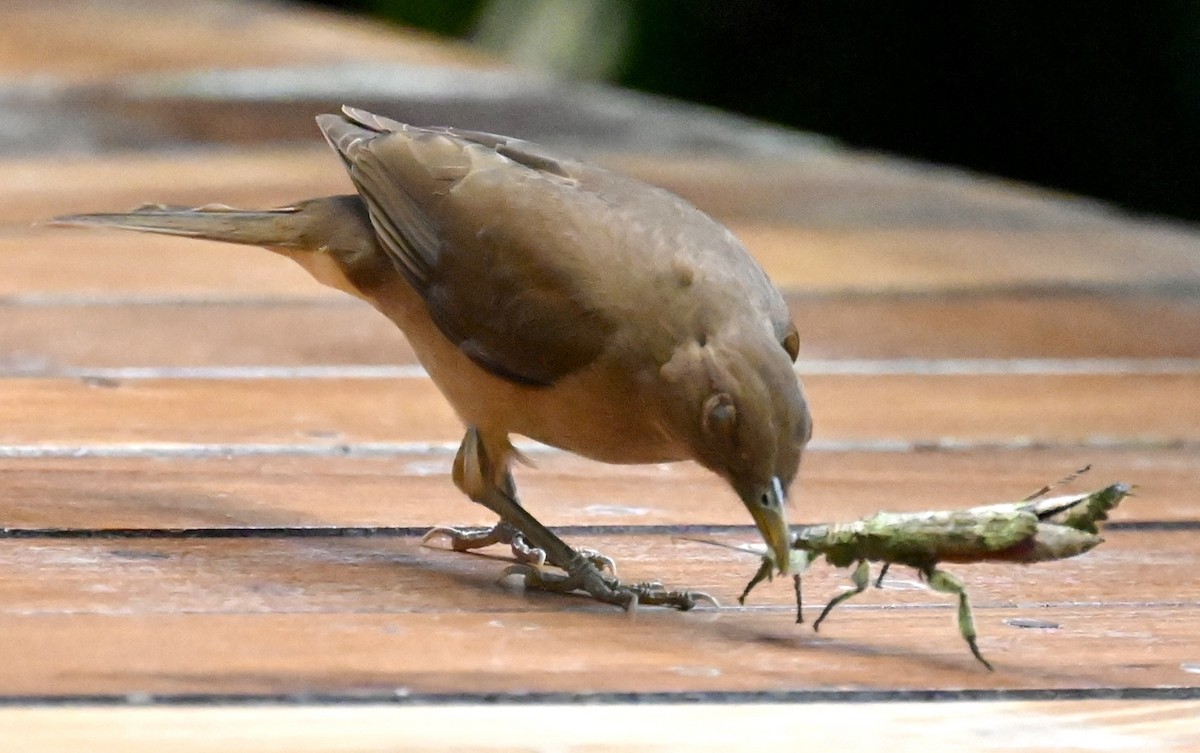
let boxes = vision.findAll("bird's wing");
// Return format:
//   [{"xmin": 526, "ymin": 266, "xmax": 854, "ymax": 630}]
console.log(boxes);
[{"xmin": 316, "ymin": 107, "xmax": 615, "ymax": 387}]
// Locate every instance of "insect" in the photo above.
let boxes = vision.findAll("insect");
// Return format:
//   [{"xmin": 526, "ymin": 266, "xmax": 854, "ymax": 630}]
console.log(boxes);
[{"xmin": 735, "ymin": 470, "xmax": 1132, "ymax": 670}]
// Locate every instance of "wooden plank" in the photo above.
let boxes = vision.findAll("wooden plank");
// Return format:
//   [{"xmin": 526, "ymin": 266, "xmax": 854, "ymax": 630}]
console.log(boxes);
[
  {"xmin": 790, "ymin": 291, "xmax": 1200, "ymax": 359},
  {"xmin": 0, "ymin": 374, "xmax": 1194, "ymax": 446},
  {"xmin": 0, "ymin": 302, "xmax": 410, "ymax": 372},
  {"xmin": 0, "ymin": 148, "xmax": 345, "ymax": 227},
  {"xmin": 3, "ymin": 700, "xmax": 1199, "ymax": 753},
  {"xmin": 0, "ymin": 603, "xmax": 1192, "ymax": 696},
  {"xmin": 0, "ymin": 232, "xmax": 335, "ymax": 301},
  {"xmin": 0, "ymin": 446, "xmax": 1193, "ymax": 530},
  {"xmin": 739, "ymin": 224, "xmax": 1200, "ymax": 291},
  {"xmin": 10, "ymin": 208, "xmax": 1200, "ymax": 298},
  {"xmin": 0, "ymin": 528, "xmax": 1194, "ymax": 616},
  {"xmin": 607, "ymin": 153, "xmax": 1110, "ymax": 226},
  {"xmin": 8, "ymin": 151, "xmax": 1200, "ymax": 296},
  {"xmin": 0, "ymin": 377, "xmax": 462, "ymax": 445},
  {"xmin": 0, "ymin": 0, "xmax": 494, "ymax": 82},
  {"xmin": 11, "ymin": 148, "xmax": 1189, "ymax": 245},
  {"xmin": 804, "ymin": 372, "xmax": 1200, "ymax": 443},
  {"xmin": 2, "ymin": 294, "xmax": 1199, "ymax": 369},
  {"xmin": 677, "ymin": 158, "xmax": 1150, "ymax": 247}
]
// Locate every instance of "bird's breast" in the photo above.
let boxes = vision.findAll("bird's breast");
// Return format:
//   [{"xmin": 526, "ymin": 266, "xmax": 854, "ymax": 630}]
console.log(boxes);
[{"xmin": 365, "ymin": 276, "xmax": 690, "ymax": 465}]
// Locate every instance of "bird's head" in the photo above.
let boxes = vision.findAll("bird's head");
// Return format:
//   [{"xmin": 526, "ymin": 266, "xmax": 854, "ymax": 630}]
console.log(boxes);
[{"xmin": 659, "ymin": 324, "xmax": 812, "ymax": 573}]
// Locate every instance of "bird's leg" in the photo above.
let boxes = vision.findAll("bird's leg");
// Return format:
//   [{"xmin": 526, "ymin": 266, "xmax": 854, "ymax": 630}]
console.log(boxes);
[
  {"xmin": 423, "ymin": 432, "xmax": 614, "ymax": 572},
  {"xmin": 922, "ymin": 566, "xmax": 994, "ymax": 671},
  {"xmin": 422, "ymin": 458, "xmax": 547, "ymax": 566},
  {"xmin": 812, "ymin": 559, "xmax": 870, "ymax": 632},
  {"xmin": 427, "ymin": 429, "xmax": 712, "ymax": 610},
  {"xmin": 513, "ymin": 555, "xmax": 715, "ymax": 611}
]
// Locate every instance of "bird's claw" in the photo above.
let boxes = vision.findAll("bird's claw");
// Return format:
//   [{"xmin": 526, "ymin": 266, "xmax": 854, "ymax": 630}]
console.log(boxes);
[
  {"xmin": 421, "ymin": 521, "xmax": 546, "ymax": 566},
  {"xmin": 508, "ymin": 530, "xmax": 547, "ymax": 566},
  {"xmin": 503, "ymin": 554, "xmax": 715, "ymax": 611},
  {"xmin": 629, "ymin": 580, "xmax": 719, "ymax": 610},
  {"xmin": 574, "ymin": 547, "xmax": 618, "ymax": 576}
]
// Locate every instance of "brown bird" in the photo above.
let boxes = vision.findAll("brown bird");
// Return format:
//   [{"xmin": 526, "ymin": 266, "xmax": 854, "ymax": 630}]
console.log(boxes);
[{"xmin": 52, "ymin": 107, "xmax": 813, "ymax": 609}]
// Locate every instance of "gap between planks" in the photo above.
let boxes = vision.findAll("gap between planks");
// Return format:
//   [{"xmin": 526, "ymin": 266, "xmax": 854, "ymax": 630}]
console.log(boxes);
[{"xmin": 2, "ymin": 357, "xmax": 1200, "ymax": 380}]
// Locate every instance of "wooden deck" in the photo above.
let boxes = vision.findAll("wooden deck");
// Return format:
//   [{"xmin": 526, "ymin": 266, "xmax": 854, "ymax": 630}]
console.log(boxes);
[{"xmin": 1, "ymin": 1, "xmax": 1198, "ymax": 750}]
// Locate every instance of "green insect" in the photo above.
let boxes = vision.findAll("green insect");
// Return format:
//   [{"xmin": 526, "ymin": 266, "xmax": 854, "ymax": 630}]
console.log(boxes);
[{"xmin": 736, "ymin": 473, "xmax": 1132, "ymax": 670}]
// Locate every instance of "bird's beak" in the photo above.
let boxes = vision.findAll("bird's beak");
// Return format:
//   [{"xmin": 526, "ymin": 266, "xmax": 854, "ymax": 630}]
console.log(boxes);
[{"xmin": 741, "ymin": 476, "xmax": 793, "ymax": 574}]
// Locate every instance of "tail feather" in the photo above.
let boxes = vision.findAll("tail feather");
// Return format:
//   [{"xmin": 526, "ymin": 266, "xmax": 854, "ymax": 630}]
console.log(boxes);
[
  {"xmin": 48, "ymin": 204, "xmax": 308, "ymax": 248},
  {"xmin": 49, "ymin": 194, "xmax": 386, "ymax": 297}
]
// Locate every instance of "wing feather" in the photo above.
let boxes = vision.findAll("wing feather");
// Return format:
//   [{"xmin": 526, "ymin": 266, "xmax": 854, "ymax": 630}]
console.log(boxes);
[{"xmin": 316, "ymin": 109, "xmax": 613, "ymax": 386}]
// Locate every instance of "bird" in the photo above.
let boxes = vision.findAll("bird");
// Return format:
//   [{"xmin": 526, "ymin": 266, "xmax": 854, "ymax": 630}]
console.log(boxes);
[{"xmin": 51, "ymin": 106, "xmax": 813, "ymax": 610}]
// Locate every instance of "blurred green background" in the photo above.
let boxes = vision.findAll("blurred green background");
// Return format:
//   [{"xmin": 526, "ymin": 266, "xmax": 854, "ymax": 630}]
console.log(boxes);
[{"xmin": 309, "ymin": 0, "xmax": 1200, "ymax": 223}]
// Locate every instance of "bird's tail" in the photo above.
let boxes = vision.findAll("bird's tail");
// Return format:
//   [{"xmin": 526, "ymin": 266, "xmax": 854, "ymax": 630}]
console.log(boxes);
[
  {"xmin": 49, "ymin": 202, "xmax": 310, "ymax": 248},
  {"xmin": 47, "ymin": 195, "xmax": 370, "ymax": 251},
  {"xmin": 49, "ymin": 195, "xmax": 388, "ymax": 299}
]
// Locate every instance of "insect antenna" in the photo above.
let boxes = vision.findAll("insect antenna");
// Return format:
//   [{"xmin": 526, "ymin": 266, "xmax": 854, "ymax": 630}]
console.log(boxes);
[{"xmin": 1022, "ymin": 464, "xmax": 1092, "ymax": 502}]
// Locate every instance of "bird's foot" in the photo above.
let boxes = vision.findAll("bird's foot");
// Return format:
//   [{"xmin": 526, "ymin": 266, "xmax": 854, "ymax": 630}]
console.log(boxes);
[
  {"xmin": 504, "ymin": 553, "xmax": 716, "ymax": 611},
  {"xmin": 572, "ymin": 547, "xmax": 619, "ymax": 576},
  {"xmin": 422, "ymin": 520, "xmax": 546, "ymax": 566},
  {"xmin": 422, "ymin": 522, "xmax": 618, "ymax": 574}
]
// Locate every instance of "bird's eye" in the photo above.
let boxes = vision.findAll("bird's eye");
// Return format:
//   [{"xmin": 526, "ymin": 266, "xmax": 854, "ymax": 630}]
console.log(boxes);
[
  {"xmin": 781, "ymin": 325, "xmax": 800, "ymax": 362},
  {"xmin": 702, "ymin": 393, "xmax": 737, "ymax": 437}
]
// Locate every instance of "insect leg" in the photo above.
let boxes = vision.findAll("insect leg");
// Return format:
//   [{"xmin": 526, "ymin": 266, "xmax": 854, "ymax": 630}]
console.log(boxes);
[
  {"xmin": 873, "ymin": 562, "xmax": 891, "ymax": 588},
  {"xmin": 923, "ymin": 566, "xmax": 994, "ymax": 671},
  {"xmin": 813, "ymin": 560, "xmax": 870, "ymax": 632},
  {"xmin": 793, "ymin": 573, "xmax": 804, "ymax": 624},
  {"xmin": 738, "ymin": 557, "xmax": 775, "ymax": 605}
]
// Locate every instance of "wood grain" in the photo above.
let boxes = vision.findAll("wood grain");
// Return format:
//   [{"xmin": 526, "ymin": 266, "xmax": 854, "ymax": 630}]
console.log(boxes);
[
  {"xmin": 2, "ymin": 528, "xmax": 1194, "ymax": 617},
  {"xmin": 10, "ymin": 184, "xmax": 1200, "ymax": 295},
  {"xmin": 0, "ymin": 447, "xmax": 1192, "ymax": 531},
  {"xmin": 0, "ymin": 604, "xmax": 1193, "ymax": 696},
  {"xmin": 791, "ymin": 290, "xmax": 1200, "ymax": 359},
  {"xmin": 0, "ymin": 148, "xmax": 344, "ymax": 227},
  {"xmin": 0, "ymin": 514, "xmax": 1195, "ymax": 696},
  {"xmin": 0, "ymin": 0, "xmax": 494, "ymax": 82},
  {"xmin": 3, "ymin": 701, "xmax": 1198, "ymax": 753},
  {"xmin": 3, "ymin": 293, "xmax": 1200, "ymax": 370},
  {"xmin": 0, "ymin": 374, "xmax": 1194, "ymax": 446}
]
